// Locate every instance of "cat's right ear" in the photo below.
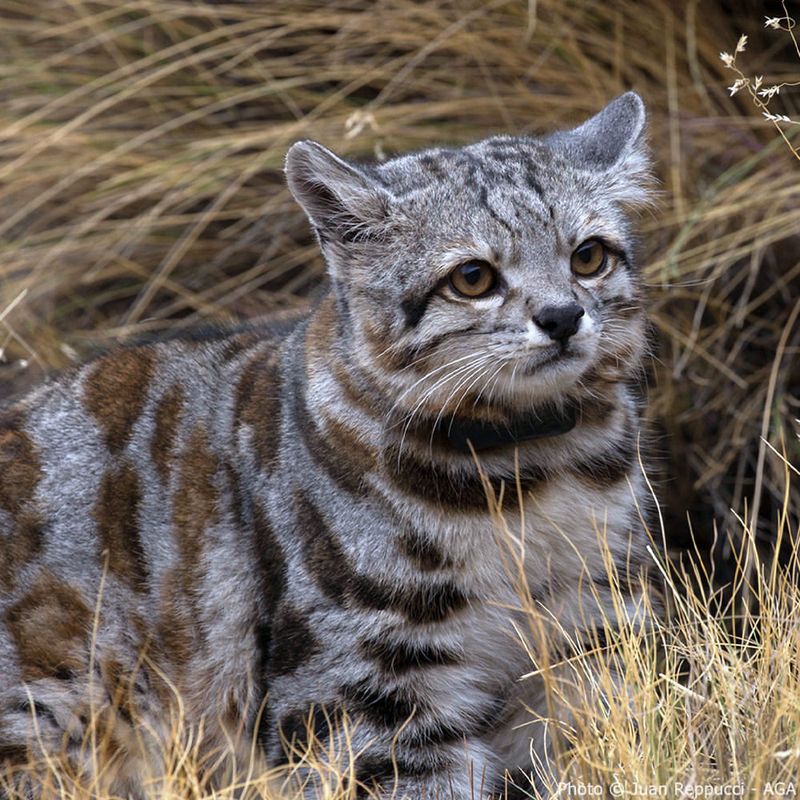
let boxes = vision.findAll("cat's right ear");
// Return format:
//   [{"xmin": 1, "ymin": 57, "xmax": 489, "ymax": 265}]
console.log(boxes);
[{"xmin": 285, "ymin": 141, "xmax": 393, "ymax": 243}]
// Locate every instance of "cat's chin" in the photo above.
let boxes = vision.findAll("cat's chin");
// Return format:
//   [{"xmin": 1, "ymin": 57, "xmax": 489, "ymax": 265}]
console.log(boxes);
[
  {"xmin": 491, "ymin": 347, "xmax": 591, "ymax": 406},
  {"xmin": 519, "ymin": 345, "xmax": 579, "ymax": 374}
]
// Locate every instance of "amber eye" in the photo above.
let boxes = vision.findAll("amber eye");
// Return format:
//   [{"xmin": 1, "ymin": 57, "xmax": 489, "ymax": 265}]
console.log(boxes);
[
  {"xmin": 448, "ymin": 260, "xmax": 497, "ymax": 298},
  {"xmin": 571, "ymin": 239, "xmax": 608, "ymax": 277}
]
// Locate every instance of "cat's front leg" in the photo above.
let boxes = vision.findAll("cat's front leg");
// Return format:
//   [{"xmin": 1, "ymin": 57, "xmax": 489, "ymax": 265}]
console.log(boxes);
[
  {"xmin": 274, "ymin": 708, "xmax": 503, "ymax": 800},
  {"xmin": 344, "ymin": 735, "xmax": 502, "ymax": 800}
]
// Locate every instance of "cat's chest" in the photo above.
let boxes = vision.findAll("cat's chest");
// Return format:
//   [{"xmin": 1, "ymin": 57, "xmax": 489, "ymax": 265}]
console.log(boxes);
[
  {"xmin": 420, "ymin": 471, "xmax": 637, "ymax": 670},
  {"xmin": 424, "ymin": 471, "xmax": 635, "ymax": 596}
]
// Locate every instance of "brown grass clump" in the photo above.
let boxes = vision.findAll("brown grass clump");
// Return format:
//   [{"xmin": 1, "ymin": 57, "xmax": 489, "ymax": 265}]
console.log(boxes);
[
  {"xmin": 494, "ymin": 450, "xmax": 800, "ymax": 798},
  {"xmin": 1, "ymin": 0, "xmax": 800, "ymax": 797}
]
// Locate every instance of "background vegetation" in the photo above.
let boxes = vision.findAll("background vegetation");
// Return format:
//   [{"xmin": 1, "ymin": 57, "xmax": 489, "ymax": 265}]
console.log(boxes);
[{"xmin": 1, "ymin": 1, "xmax": 799, "ymax": 797}]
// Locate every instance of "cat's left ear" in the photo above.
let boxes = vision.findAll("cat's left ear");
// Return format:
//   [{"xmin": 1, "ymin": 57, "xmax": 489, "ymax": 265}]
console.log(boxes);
[
  {"xmin": 546, "ymin": 92, "xmax": 653, "ymax": 207},
  {"xmin": 285, "ymin": 140, "xmax": 394, "ymax": 243}
]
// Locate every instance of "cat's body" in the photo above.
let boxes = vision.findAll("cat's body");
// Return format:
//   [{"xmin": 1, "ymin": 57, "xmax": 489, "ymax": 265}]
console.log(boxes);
[{"xmin": 0, "ymin": 93, "xmax": 655, "ymax": 798}]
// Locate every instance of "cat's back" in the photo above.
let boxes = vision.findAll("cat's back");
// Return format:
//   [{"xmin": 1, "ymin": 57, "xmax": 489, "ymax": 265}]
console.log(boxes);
[
  {"xmin": 0, "ymin": 310, "xmax": 307, "ymax": 499},
  {"xmin": 0, "ymin": 310, "xmax": 305, "ymax": 697}
]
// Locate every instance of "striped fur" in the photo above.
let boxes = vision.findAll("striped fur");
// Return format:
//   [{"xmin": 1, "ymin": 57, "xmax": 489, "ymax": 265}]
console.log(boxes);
[{"xmin": 0, "ymin": 93, "xmax": 656, "ymax": 798}]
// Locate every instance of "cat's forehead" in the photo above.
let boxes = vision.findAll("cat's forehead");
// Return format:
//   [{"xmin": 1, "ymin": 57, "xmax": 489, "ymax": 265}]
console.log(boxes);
[
  {"xmin": 366, "ymin": 136, "xmax": 624, "ymax": 252},
  {"xmin": 370, "ymin": 135, "xmax": 570, "ymax": 198}
]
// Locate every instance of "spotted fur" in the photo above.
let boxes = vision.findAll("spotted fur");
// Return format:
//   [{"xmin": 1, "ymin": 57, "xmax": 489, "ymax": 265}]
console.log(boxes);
[{"xmin": 0, "ymin": 93, "xmax": 656, "ymax": 798}]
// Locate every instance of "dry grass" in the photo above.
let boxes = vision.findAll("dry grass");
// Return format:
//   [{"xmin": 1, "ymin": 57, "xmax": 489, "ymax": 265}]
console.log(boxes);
[
  {"xmin": 494, "ymin": 452, "xmax": 800, "ymax": 798},
  {"xmin": 546, "ymin": 467, "xmax": 800, "ymax": 794},
  {"xmin": 1, "ymin": 0, "xmax": 799, "ymax": 797}
]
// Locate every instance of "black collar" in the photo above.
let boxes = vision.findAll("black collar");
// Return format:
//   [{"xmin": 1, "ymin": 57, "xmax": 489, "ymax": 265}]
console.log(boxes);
[{"xmin": 437, "ymin": 403, "xmax": 578, "ymax": 454}]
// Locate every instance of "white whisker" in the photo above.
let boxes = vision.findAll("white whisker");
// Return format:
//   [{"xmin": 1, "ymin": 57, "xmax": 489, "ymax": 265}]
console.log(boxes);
[{"xmin": 427, "ymin": 358, "xmax": 494, "ymax": 451}]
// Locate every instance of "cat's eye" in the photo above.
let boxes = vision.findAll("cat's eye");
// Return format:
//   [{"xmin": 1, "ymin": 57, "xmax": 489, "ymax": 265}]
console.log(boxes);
[
  {"xmin": 448, "ymin": 260, "xmax": 497, "ymax": 298},
  {"xmin": 571, "ymin": 240, "xmax": 608, "ymax": 277}
]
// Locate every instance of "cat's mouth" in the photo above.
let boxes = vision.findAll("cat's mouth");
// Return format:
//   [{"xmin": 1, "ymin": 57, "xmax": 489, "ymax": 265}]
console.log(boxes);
[{"xmin": 519, "ymin": 342, "xmax": 580, "ymax": 374}]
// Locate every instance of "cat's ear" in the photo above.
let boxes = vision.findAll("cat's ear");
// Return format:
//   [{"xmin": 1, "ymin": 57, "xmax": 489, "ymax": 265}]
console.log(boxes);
[
  {"xmin": 546, "ymin": 92, "xmax": 653, "ymax": 206},
  {"xmin": 285, "ymin": 141, "xmax": 393, "ymax": 243},
  {"xmin": 548, "ymin": 92, "xmax": 646, "ymax": 168}
]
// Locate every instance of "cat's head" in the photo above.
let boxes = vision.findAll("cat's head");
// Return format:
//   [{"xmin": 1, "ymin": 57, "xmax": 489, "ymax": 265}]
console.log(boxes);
[{"xmin": 285, "ymin": 93, "xmax": 653, "ymax": 419}]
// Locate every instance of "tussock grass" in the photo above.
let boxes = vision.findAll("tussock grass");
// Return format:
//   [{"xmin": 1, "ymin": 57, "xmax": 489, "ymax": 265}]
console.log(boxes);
[
  {"xmin": 525, "ymin": 455, "xmax": 800, "ymax": 796},
  {"xmin": 1, "ymin": 0, "xmax": 800, "ymax": 796}
]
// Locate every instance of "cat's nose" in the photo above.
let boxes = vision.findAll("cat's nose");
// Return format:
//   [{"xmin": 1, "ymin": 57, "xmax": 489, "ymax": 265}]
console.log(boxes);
[{"xmin": 533, "ymin": 303, "xmax": 585, "ymax": 342}]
